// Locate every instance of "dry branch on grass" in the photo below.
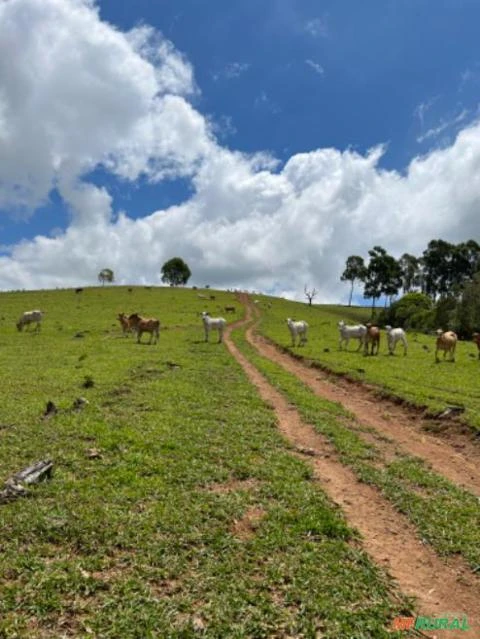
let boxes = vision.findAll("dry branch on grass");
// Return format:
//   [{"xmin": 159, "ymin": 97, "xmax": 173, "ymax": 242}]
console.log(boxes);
[{"xmin": 0, "ymin": 460, "xmax": 53, "ymax": 504}]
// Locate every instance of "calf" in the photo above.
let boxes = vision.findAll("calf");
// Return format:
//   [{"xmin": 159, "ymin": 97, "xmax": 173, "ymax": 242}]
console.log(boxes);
[
  {"xmin": 128, "ymin": 313, "xmax": 160, "ymax": 344},
  {"xmin": 435, "ymin": 330, "xmax": 457, "ymax": 363},
  {"xmin": 16, "ymin": 310, "xmax": 44, "ymax": 332},
  {"xmin": 117, "ymin": 313, "xmax": 133, "ymax": 336},
  {"xmin": 364, "ymin": 323, "xmax": 380, "ymax": 356}
]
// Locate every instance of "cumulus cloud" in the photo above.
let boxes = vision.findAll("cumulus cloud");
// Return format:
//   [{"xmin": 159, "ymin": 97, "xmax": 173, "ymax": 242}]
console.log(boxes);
[{"xmin": 1, "ymin": 0, "xmax": 480, "ymax": 303}]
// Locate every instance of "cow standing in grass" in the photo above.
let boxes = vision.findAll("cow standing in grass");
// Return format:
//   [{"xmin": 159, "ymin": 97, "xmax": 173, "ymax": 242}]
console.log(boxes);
[
  {"xmin": 435, "ymin": 330, "xmax": 457, "ymax": 363},
  {"xmin": 338, "ymin": 320, "xmax": 366, "ymax": 351},
  {"xmin": 16, "ymin": 310, "xmax": 44, "ymax": 332},
  {"xmin": 128, "ymin": 313, "xmax": 160, "ymax": 344},
  {"xmin": 201, "ymin": 312, "xmax": 226, "ymax": 343},
  {"xmin": 286, "ymin": 318, "xmax": 308, "ymax": 347}
]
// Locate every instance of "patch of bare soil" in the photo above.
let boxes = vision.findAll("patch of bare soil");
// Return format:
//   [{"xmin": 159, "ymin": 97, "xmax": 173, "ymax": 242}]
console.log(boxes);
[
  {"xmin": 225, "ymin": 297, "xmax": 480, "ymax": 636},
  {"xmin": 230, "ymin": 506, "xmax": 266, "ymax": 540},
  {"xmin": 246, "ymin": 309, "xmax": 480, "ymax": 498}
]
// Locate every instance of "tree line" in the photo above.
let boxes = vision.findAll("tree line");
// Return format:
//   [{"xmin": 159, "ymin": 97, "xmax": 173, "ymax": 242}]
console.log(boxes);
[
  {"xmin": 341, "ymin": 239, "xmax": 480, "ymax": 337},
  {"xmin": 341, "ymin": 239, "xmax": 480, "ymax": 308}
]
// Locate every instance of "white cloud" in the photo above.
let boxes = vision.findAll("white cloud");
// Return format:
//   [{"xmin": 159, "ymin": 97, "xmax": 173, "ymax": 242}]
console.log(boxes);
[
  {"xmin": 416, "ymin": 108, "xmax": 470, "ymax": 144},
  {"xmin": 212, "ymin": 62, "xmax": 250, "ymax": 82},
  {"xmin": 304, "ymin": 17, "xmax": 328, "ymax": 38},
  {"xmin": 1, "ymin": 0, "xmax": 480, "ymax": 303},
  {"xmin": 305, "ymin": 59, "xmax": 324, "ymax": 75}
]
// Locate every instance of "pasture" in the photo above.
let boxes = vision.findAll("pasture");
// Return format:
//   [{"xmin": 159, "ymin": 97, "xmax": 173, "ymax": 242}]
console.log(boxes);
[
  {"xmin": 256, "ymin": 297, "xmax": 480, "ymax": 432},
  {"xmin": 0, "ymin": 287, "xmax": 406, "ymax": 638}
]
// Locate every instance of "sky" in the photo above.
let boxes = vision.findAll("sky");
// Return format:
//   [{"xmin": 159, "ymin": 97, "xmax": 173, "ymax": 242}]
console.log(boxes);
[{"xmin": 1, "ymin": 0, "xmax": 480, "ymax": 301}]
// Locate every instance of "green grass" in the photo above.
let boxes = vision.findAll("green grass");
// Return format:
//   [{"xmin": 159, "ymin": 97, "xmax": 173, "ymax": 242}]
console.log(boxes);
[
  {"xmin": 231, "ymin": 323, "xmax": 480, "ymax": 571},
  {"xmin": 254, "ymin": 295, "xmax": 480, "ymax": 431},
  {"xmin": 0, "ymin": 287, "xmax": 407, "ymax": 638}
]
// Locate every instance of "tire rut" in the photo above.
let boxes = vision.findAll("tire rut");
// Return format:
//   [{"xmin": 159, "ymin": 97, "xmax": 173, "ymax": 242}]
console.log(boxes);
[
  {"xmin": 248, "ymin": 315, "xmax": 480, "ymax": 498},
  {"xmin": 224, "ymin": 298, "xmax": 480, "ymax": 635}
]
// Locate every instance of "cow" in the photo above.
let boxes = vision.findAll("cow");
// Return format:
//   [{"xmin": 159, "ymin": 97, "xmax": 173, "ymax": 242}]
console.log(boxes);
[
  {"xmin": 16, "ymin": 310, "xmax": 44, "ymax": 332},
  {"xmin": 128, "ymin": 313, "xmax": 160, "ymax": 344},
  {"xmin": 364, "ymin": 323, "xmax": 380, "ymax": 356},
  {"xmin": 435, "ymin": 330, "xmax": 457, "ymax": 363}
]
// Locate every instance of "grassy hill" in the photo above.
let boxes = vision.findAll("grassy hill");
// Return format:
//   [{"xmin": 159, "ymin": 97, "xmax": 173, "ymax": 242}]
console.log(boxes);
[{"xmin": 0, "ymin": 286, "xmax": 405, "ymax": 638}]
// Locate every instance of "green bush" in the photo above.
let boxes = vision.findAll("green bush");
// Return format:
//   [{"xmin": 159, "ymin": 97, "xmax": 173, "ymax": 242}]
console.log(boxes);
[{"xmin": 379, "ymin": 292, "xmax": 433, "ymax": 329}]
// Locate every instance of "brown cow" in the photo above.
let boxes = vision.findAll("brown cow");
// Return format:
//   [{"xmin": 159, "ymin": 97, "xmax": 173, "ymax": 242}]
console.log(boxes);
[
  {"xmin": 117, "ymin": 313, "xmax": 133, "ymax": 336},
  {"xmin": 435, "ymin": 329, "xmax": 457, "ymax": 363},
  {"xmin": 473, "ymin": 332, "xmax": 480, "ymax": 360},
  {"xmin": 364, "ymin": 323, "xmax": 380, "ymax": 355},
  {"xmin": 128, "ymin": 313, "xmax": 160, "ymax": 344}
]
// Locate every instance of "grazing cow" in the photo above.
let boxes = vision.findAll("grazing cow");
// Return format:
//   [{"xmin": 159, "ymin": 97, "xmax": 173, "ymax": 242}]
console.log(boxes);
[
  {"xmin": 75, "ymin": 288, "xmax": 83, "ymax": 294},
  {"xmin": 364, "ymin": 323, "xmax": 380, "ymax": 355},
  {"xmin": 338, "ymin": 320, "xmax": 367, "ymax": 351},
  {"xmin": 224, "ymin": 306, "xmax": 236, "ymax": 314},
  {"xmin": 16, "ymin": 310, "xmax": 44, "ymax": 332},
  {"xmin": 286, "ymin": 318, "xmax": 308, "ymax": 347},
  {"xmin": 473, "ymin": 332, "xmax": 480, "ymax": 359},
  {"xmin": 128, "ymin": 313, "xmax": 160, "ymax": 344},
  {"xmin": 201, "ymin": 311, "xmax": 226, "ymax": 343},
  {"xmin": 117, "ymin": 313, "xmax": 134, "ymax": 336},
  {"xmin": 435, "ymin": 329, "xmax": 457, "ymax": 363},
  {"xmin": 385, "ymin": 325, "xmax": 408, "ymax": 356}
]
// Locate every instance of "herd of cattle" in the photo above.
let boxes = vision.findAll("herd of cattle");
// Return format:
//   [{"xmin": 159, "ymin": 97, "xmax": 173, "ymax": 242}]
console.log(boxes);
[
  {"xmin": 287, "ymin": 317, "xmax": 480, "ymax": 363},
  {"xmin": 14, "ymin": 307, "xmax": 480, "ymax": 362}
]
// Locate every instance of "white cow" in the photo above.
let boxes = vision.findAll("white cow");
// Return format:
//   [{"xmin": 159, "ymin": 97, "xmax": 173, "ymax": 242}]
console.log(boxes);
[
  {"xmin": 338, "ymin": 320, "xmax": 367, "ymax": 351},
  {"xmin": 201, "ymin": 311, "xmax": 226, "ymax": 343},
  {"xmin": 385, "ymin": 325, "xmax": 408, "ymax": 356},
  {"xmin": 286, "ymin": 318, "xmax": 308, "ymax": 346},
  {"xmin": 16, "ymin": 310, "xmax": 44, "ymax": 332}
]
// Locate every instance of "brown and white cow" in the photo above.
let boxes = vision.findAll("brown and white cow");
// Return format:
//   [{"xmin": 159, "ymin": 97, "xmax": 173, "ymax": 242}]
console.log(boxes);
[
  {"xmin": 435, "ymin": 329, "xmax": 457, "ymax": 363},
  {"xmin": 364, "ymin": 323, "xmax": 380, "ymax": 355}
]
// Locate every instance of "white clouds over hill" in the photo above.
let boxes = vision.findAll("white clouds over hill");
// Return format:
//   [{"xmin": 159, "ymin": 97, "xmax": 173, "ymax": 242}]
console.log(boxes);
[{"xmin": 0, "ymin": 0, "xmax": 480, "ymax": 300}]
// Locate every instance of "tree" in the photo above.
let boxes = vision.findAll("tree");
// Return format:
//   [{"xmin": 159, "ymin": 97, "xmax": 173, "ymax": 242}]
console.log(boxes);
[
  {"xmin": 363, "ymin": 246, "xmax": 402, "ymax": 312},
  {"xmin": 304, "ymin": 285, "xmax": 318, "ymax": 306},
  {"xmin": 98, "ymin": 268, "xmax": 114, "ymax": 286},
  {"xmin": 340, "ymin": 256, "xmax": 367, "ymax": 306},
  {"xmin": 453, "ymin": 272, "xmax": 480, "ymax": 338},
  {"xmin": 161, "ymin": 257, "xmax": 191, "ymax": 287},
  {"xmin": 399, "ymin": 253, "xmax": 419, "ymax": 294},
  {"xmin": 421, "ymin": 239, "xmax": 455, "ymax": 300}
]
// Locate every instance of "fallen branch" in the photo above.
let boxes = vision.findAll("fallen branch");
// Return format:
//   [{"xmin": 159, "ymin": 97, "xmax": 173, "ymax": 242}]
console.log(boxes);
[{"xmin": 0, "ymin": 459, "xmax": 53, "ymax": 504}]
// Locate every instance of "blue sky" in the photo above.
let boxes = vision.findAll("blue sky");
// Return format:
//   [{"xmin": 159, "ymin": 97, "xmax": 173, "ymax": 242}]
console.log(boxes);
[{"xmin": 0, "ymin": 0, "xmax": 479, "ymax": 298}]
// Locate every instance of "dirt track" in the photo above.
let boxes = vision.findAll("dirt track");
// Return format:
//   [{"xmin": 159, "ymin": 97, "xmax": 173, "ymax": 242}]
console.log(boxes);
[{"xmin": 224, "ymin": 297, "xmax": 480, "ymax": 637}]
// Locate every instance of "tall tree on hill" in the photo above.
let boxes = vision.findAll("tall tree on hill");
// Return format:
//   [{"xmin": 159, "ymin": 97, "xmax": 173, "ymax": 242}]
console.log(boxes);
[
  {"xmin": 450, "ymin": 240, "xmax": 480, "ymax": 294},
  {"xmin": 340, "ymin": 255, "xmax": 367, "ymax": 306},
  {"xmin": 98, "ymin": 268, "xmax": 114, "ymax": 286},
  {"xmin": 363, "ymin": 246, "xmax": 402, "ymax": 312},
  {"xmin": 399, "ymin": 253, "xmax": 419, "ymax": 294},
  {"xmin": 161, "ymin": 257, "xmax": 192, "ymax": 286},
  {"xmin": 422, "ymin": 239, "xmax": 454, "ymax": 299}
]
